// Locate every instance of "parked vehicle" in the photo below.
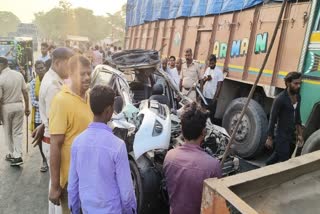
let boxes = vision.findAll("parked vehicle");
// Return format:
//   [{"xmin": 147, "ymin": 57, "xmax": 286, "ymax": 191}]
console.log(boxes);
[
  {"xmin": 14, "ymin": 23, "xmax": 38, "ymax": 51},
  {"xmin": 0, "ymin": 37, "xmax": 33, "ymax": 82},
  {"xmin": 91, "ymin": 49, "xmax": 239, "ymax": 213},
  {"xmin": 124, "ymin": 0, "xmax": 320, "ymax": 158}
]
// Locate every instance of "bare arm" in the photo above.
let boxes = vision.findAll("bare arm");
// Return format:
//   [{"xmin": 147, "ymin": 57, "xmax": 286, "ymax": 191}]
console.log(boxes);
[
  {"xmin": 22, "ymin": 89, "xmax": 30, "ymax": 116},
  {"xmin": 213, "ymin": 81, "xmax": 223, "ymax": 100},
  {"xmin": 49, "ymin": 134, "xmax": 65, "ymax": 205}
]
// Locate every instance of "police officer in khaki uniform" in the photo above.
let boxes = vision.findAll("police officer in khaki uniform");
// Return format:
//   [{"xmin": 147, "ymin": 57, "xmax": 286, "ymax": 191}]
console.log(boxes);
[
  {"xmin": 179, "ymin": 49, "xmax": 202, "ymax": 102},
  {"xmin": 0, "ymin": 56, "xmax": 30, "ymax": 166}
]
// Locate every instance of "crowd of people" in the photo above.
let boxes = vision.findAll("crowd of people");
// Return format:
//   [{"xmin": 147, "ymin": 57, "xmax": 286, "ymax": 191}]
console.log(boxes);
[{"xmin": 0, "ymin": 41, "xmax": 304, "ymax": 214}]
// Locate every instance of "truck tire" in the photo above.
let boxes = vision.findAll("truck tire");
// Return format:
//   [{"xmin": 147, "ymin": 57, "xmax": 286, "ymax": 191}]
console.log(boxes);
[
  {"xmin": 302, "ymin": 129, "xmax": 320, "ymax": 155},
  {"xmin": 222, "ymin": 98, "xmax": 268, "ymax": 158},
  {"xmin": 129, "ymin": 155, "xmax": 162, "ymax": 214}
]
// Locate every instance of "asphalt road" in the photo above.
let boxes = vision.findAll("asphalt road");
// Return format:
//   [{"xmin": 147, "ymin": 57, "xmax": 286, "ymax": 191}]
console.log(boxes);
[{"xmin": 0, "ymin": 119, "xmax": 49, "ymax": 214}]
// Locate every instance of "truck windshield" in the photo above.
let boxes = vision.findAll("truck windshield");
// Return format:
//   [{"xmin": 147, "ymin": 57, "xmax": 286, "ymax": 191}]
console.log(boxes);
[{"xmin": 0, "ymin": 43, "xmax": 15, "ymax": 60}]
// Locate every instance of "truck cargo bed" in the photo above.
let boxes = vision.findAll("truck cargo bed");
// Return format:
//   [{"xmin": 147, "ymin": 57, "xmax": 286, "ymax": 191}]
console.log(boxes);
[{"xmin": 201, "ymin": 151, "xmax": 320, "ymax": 214}]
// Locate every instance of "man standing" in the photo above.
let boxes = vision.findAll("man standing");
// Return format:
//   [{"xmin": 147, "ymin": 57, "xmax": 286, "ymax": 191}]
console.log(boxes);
[
  {"xmin": 68, "ymin": 85, "xmax": 136, "ymax": 213},
  {"xmin": 0, "ymin": 56, "xmax": 29, "ymax": 166},
  {"xmin": 38, "ymin": 42, "xmax": 50, "ymax": 62},
  {"xmin": 92, "ymin": 45, "xmax": 103, "ymax": 68},
  {"xmin": 35, "ymin": 47, "xmax": 73, "ymax": 214},
  {"xmin": 167, "ymin": 56, "xmax": 180, "ymax": 89},
  {"xmin": 175, "ymin": 58, "xmax": 182, "ymax": 76},
  {"xmin": 266, "ymin": 72, "xmax": 304, "ymax": 165},
  {"xmin": 202, "ymin": 55, "xmax": 224, "ymax": 123},
  {"xmin": 180, "ymin": 49, "xmax": 202, "ymax": 101},
  {"xmin": 161, "ymin": 58, "xmax": 168, "ymax": 72},
  {"xmin": 49, "ymin": 55, "xmax": 93, "ymax": 211},
  {"xmin": 30, "ymin": 60, "xmax": 48, "ymax": 172},
  {"xmin": 164, "ymin": 102, "xmax": 222, "ymax": 214}
]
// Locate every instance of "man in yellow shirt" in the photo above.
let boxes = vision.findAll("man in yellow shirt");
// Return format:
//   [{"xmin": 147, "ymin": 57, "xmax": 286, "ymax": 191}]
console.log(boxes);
[{"xmin": 48, "ymin": 55, "xmax": 93, "ymax": 211}]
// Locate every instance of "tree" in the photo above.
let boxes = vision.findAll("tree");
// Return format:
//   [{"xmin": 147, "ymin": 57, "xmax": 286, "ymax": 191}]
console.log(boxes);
[{"xmin": 0, "ymin": 12, "xmax": 21, "ymax": 37}]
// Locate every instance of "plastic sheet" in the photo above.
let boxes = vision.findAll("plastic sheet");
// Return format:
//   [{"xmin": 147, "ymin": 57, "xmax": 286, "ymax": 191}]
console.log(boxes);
[{"xmin": 126, "ymin": 0, "xmax": 286, "ymax": 27}]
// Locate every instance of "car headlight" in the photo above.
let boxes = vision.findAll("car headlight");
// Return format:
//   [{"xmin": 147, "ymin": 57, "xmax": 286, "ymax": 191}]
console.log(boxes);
[{"xmin": 152, "ymin": 120, "xmax": 163, "ymax": 136}]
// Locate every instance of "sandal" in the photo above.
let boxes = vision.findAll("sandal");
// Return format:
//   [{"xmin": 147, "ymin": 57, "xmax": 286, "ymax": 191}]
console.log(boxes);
[
  {"xmin": 40, "ymin": 162, "xmax": 48, "ymax": 172},
  {"xmin": 5, "ymin": 154, "xmax": 14, "ymax": 162}
]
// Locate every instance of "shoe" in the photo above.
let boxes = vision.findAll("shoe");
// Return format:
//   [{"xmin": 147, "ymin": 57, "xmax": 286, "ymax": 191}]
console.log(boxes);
[
  {"xmin": 10, "ymin": 157, "xmax": 23, "ymax": 166},
  {"xmin": 5, "ymin": 154, "xmax": 14, "ymax": 162}
]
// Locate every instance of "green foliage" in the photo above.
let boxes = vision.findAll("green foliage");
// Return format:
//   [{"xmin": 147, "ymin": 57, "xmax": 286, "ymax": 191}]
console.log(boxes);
[
  {"xmin": 0, "ymin": 11, "xmax": 21, "ymax": 37},
  {"xmin": 33, "ymin": 2, "xmax": 126, "ymax": 43}
]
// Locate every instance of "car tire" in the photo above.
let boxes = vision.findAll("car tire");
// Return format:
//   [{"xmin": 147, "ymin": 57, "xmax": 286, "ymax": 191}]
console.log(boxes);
[
  {"xmin": 129, "ymin": 155, "xmax": 162, "ymax": 214},
  {"xmin": 222, "ymin": 98, "xmax": 268, "ymax": 158},
  {"xmin": 302, "ymin": 129, "xmax": 320, "ymax": 155}
]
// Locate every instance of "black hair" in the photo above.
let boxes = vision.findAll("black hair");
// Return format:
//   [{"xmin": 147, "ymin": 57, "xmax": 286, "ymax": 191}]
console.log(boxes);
[
  {"xmin": 0, "ymin": 57, "xmax": 8, "ymax": 66},
  {"xmin": 90, "ymin": 85, "xmax": 115, "ymax": 115},
  {"xmin": 34, "ymin": 60, "xmax": 45, "ymax": 68},
  {"xmin": 95, "ymin": 45, "xmax": 99, "ymax": 50},
  {"xmin": 181, "ymin": 102, "xmax": 208, "ymax": 141},
  {"xmin": 68, "ymin": 55, "xmax": 91, "ymax": 74},
  {"xmin": 185, "ymin": 48, "xmax": 192, "ymax": 54},
  {"xmin": 169, "ymin": 56, "xmax": 176, "ymax": 61},
  {"xmin": 209, "ymin": 54, "xmax": 217, "ymax": 62},
  {"xmin": 284, "ymin": 72, "xmax": 302, "ymax": 85},
  {"xmin": 41, "ymin": 42, "xmax": 49, "ymax": 48},
  {"xmin": 51, "ymin": 47, "xmax": 74, "ymax": 63}
]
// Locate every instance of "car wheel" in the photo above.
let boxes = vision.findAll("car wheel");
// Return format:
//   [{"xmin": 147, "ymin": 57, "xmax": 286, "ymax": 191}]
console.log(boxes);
[
  {"xmin": 302, "ymin": 129, "xmax": 320, "ymax": 155},
  {"xmin": 222, "ymin": 98, "xmax": 268, "ymax": 158},
  {"xmin": 129, "ymin": 155, "xmax": 162, "ymax": 214}
]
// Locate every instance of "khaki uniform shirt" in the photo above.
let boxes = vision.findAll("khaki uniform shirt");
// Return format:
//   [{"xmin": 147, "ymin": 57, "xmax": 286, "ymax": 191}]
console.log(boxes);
[
  {"xmin": 0, "ymin": 67, "xmax": 26, "ymax": 104},
  {"xmin": 180, "ymin": 60, "xmax": 202, "ymax": 89}
]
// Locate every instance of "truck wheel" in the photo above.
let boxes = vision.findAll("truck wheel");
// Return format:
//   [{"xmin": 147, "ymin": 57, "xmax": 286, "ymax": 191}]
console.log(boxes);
[
  {"xmin": 129, "ymin": 155, "xmax": 162, "ymax": 214},
  {"xmin": 222, "ymin": 98, "xmax": 268, "ymax": 158},
  {"xmin": 302, "ymin": 129, "xmax": 320, "ymax": 155}
]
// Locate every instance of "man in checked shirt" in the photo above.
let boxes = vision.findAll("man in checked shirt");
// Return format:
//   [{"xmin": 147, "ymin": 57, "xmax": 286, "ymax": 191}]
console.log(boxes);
[{"xmin": 29, "ymin": 60, "xmax": 48, "ymax": 172}]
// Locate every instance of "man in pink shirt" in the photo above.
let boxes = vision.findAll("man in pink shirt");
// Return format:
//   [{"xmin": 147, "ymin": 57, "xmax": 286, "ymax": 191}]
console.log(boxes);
[
  {"xmin": 164, "ymin": 102, "xmax": 222, "ymax": 214},
  {"xmin": 92, "ymin": 45, "xmax": 103, "ymax": 68}
]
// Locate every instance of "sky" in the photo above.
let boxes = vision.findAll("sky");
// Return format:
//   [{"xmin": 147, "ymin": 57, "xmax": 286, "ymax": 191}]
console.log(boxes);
[{"xmin": 1, "ymin": 0, "xmax": 127, "ymax": 23}]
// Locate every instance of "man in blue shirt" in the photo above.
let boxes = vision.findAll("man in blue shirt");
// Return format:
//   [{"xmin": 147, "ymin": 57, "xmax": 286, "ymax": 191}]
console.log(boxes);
[{"xmin": 68, "ymin": 85, "xmax": 137, "ymax": 214}]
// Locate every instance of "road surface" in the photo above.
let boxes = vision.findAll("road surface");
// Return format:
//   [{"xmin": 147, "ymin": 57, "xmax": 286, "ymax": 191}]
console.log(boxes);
[{"xmin": 0, "ymin": 118, "xmax": 49, "ymax": 214}]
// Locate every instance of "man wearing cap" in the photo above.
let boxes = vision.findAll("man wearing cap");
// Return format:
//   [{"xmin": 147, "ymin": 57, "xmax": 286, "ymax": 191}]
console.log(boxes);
[
  {"xmin": 0, "ymin": 56, "xmax": 30, "ymax": 166},
  {"xmin": 32, "ymin": 47, "xmax": 73, "ymax": 214}
]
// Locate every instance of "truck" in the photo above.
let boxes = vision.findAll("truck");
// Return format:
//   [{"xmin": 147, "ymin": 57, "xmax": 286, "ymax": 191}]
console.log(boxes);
[
  {"xmin": 0, "ymin": 37, "xmax": 33, "ymax": 82},
  {"xmin": 124, "ymin": 0, "xmax": 320, "ymax": 159}
]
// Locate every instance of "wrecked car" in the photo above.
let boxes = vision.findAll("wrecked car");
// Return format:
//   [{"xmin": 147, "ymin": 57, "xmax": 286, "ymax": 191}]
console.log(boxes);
[{"xmin": 91, "ymin": 49, "xmax": 239, "ymax": 213}]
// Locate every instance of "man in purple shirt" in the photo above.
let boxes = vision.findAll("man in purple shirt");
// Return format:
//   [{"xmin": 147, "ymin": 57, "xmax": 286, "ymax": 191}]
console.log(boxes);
[
  {"xmin": 164, "ymin": 102, "xmax": 222, "ymax": 214},
  {"xmin": 67, "ymin": 85, "xmax": 137, "ymax": 214}
]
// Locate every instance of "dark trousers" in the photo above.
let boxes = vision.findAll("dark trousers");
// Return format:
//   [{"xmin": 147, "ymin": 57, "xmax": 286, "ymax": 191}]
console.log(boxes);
[{"xmin": 201, "ymin": 98, "xmax": 217, "ymax": 123}]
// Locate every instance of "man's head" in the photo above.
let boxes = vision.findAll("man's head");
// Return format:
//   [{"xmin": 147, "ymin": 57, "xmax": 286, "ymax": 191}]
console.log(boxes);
[
  {"xmin": 51, "ymin": 47, "xmax": 74, "ymax": 79},
  {"xmin": 185, "ymin": 48, "xmax": 193, "ymax": 64},
  {"xmin": 0, "ymin": 56, "xmax": 8, "ymax": 72},
  {"xmin": 34, "ymin": 60, "xmax": 47, "ymax": 80},
  {"xmin": 176, "ymin": 58, "xmax": 182, "ymax": 71},
  {"xmin": 95, "ymin": 45, "xmax": 99, "ymax": 51},
  {"xmin": 284, "ymin": 72, "xmax": 302, "ymax": 94},
  {"xmin": 68, "ymin": 55, "xmax": 92, "ymax": 94},
  {"xmin": 41, "ymin": 42, "xmax": 49, "ymax": 57},
  {"xmin": 208, "ymin": 54, "xmax": 217, "ymax": 70},
  {"xmin": 181, "ymin": 102, "xmax": 208, "ymax": 143},
  {"xmin": 169, "ymin": 56, "xmax": 176, "ymax": 68},
  {"xmin": 90, "ymin": 85, "xmax": 115, "ymax": 123},
  {"xmin": 162, "ymin": 58, "xmax": 168, "ymax": 71},
  {"xmin": 48, "ymin": 45, "xmax": 56, "ymax": 57}
]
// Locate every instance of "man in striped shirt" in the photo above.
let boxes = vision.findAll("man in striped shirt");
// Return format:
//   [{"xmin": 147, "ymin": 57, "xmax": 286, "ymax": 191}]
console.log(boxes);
[{"xmin": 29, "ymin": 60, "xmax": 48, "ymax": 172}]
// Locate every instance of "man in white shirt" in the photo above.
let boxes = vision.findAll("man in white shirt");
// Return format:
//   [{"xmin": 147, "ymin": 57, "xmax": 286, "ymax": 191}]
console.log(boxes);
[
  {"xmin": 202, "ymin": 55, "xmax": 224, "ymax": 123},
  {"xmin": 167, "ymin": 56, "xmax": 180, "ymax": 90},
  {"xmin": 33, "ymin": 47, "xmax": 74, "ymax": 214},
  {"xmin": 92, "ymin": 45, "xmax": 103, "ymax": 67},
  {"xmin": 38, "ymin": 42, "xmax": 50, "ymax": 63}
]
